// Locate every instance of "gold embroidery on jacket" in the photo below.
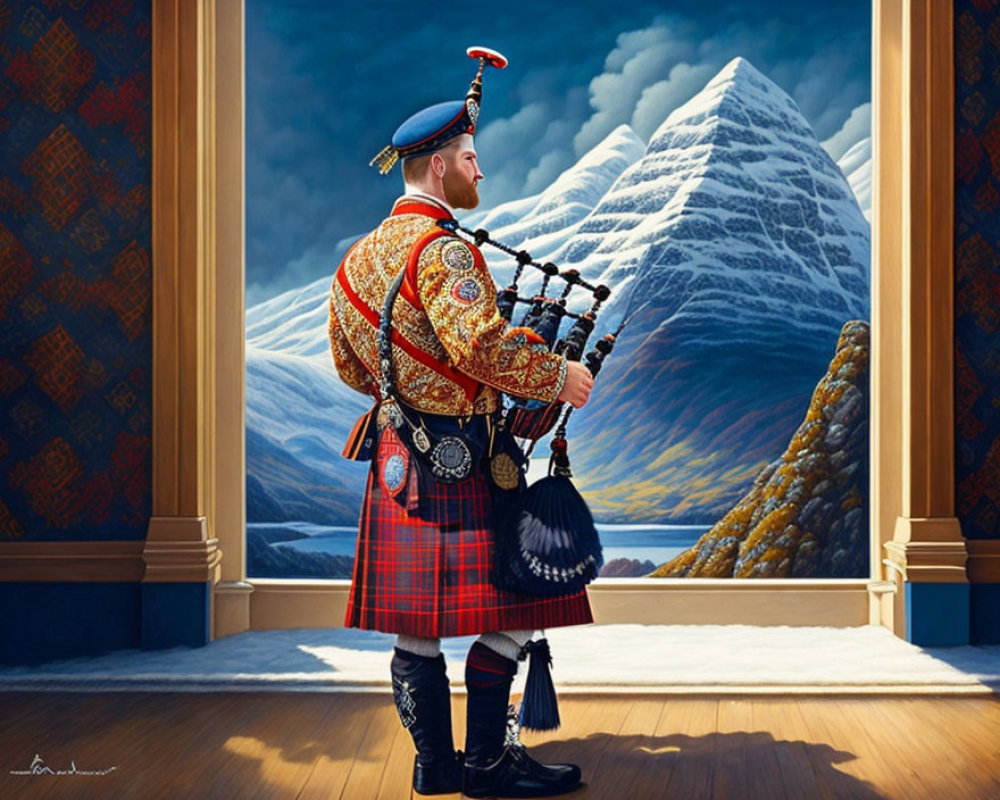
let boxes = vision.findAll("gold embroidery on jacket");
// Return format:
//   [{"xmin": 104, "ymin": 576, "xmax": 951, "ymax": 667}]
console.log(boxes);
[
  {"xmin": 328, "ymin": 293, "xmax": 373, "ymax": 395},
  {"xmin": 328, "ymin": 212, "xmax": 567, "ymax": 416},
  {"xmin": 416, "ymin": 236, "xmax": 567, "ymax": 403}
]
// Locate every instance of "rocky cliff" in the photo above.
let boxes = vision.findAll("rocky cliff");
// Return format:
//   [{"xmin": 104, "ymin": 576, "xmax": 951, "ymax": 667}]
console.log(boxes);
[{"xmin": 651, "ymin": 320, "xmax": 869, "ymax": 577}]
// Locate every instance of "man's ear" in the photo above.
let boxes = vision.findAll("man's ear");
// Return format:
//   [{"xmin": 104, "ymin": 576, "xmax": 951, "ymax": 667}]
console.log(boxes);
[{"xmin": 430, "ymin": 152, "xmax": 446, "ymax": 178}]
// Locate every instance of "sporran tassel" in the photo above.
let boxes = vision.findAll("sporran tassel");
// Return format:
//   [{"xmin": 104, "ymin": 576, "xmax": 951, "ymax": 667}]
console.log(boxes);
[
  {"xmin": 369, "ymin": 144, "xmax": 400, "ymax": 175},
  {"xmin": 517, "ymin": 637, "xmax": 560, "ymax": 731}
]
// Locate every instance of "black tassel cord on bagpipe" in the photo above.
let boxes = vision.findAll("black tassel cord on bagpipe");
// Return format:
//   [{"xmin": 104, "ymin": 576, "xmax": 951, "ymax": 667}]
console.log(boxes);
[{"xmin": 437, "ymin": 218, "xmax": 645, "ymax": 731}]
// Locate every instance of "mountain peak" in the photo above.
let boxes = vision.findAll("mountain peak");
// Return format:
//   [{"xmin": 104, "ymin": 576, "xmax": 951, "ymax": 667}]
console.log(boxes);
[
  {"xmin": 647, "ymin": 56, "xmax": 808, "ymax": 150},
  {"xmin": 469, "ymin": 124, "xmax": 644, "ymax": 237},
  {"xmin": 709, "ymin": 56, "xmax": 771, "ymax": 93},
  {"xmin": 569, "ymin": 123, "xmax": 644, "ymax": 172},
  {"xmin": 604, "ymin": 123, "xmax": 644, "ymax": 146}
]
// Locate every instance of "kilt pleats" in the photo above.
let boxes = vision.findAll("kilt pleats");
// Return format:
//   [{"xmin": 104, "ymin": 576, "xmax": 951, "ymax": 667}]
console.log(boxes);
[{"xmin": 344, "ymin": 426, "xmax": 594, "ymax": 637}]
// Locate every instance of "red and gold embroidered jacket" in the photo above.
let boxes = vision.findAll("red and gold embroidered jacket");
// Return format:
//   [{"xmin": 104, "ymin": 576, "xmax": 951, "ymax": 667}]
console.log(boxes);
[{"xmin": 328, "ymin": 196, "xmax": 568, "ymax": 417}]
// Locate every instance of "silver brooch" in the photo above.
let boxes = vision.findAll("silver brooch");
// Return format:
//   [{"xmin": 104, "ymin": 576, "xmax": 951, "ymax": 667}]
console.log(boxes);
[
  {"xmin": 429, "ymin": 436, "xmax": 473, "ymax": 481},
  {"xmin": 412, "ymin": 425, "xmax": 432, "ymax": 453},
  {"xmin": 441, "ymin": 240, "xmax": 475, "ymax": 272}
]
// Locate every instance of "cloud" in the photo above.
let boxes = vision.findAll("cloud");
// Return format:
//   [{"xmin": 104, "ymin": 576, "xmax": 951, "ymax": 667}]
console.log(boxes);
[
  {"xmin": 630, "ymin": 61, "xmax": 717, "ymax": 141},
  {"xmin": 820, "ymin": 102, "xmax": 872, "ymax": 162},
  {"xmin": 765, "ymin": 27, "xmax": 871, "ymax": 142},
  {"xmin": 564, "ymin": 14, "xmax": 870, "ymax": 163},
  {"xmin": 573, "ymin": 19, "xmax": 698, "ymax": 154},
  {"xmin": 474, "ymin": 87, "xmax": 589, "ymax": 208}
]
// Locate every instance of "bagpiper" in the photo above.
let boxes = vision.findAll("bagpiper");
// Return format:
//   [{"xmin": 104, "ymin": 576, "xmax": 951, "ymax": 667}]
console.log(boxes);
[{"xmin": 328, "ymin": 46, "xmax": 596, "ymax": 798}]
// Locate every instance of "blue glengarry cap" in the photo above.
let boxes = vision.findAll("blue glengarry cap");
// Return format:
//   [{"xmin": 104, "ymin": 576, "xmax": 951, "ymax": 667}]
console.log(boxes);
[{"xmin": 370, "ymin": 46, "xmax": 508, "ymax": 175}]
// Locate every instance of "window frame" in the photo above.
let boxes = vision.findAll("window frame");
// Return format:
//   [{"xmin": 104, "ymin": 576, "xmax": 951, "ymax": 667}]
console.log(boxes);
[{"xmin": 144, "ymin": 0, "xmax": 964, "ymax": 640}]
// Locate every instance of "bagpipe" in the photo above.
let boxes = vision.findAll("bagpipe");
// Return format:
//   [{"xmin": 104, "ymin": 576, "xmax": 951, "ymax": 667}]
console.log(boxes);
[
  {"xmin": 439, "ymin": 216, "xmax": 636, "ymax": 395},
  {"xmin": 437, "ymin": 216, "xmax": 642, "ymax": 594}
]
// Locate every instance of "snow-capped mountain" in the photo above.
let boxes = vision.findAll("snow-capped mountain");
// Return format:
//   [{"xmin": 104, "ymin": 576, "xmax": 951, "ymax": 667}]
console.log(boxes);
[
  {"xmin": 245, "ymin": 56, "xmax": 871, "ymax": 524},
  {"xmin": 489, "ymin": 58, "xmax": 869, "ymax": 331},
  {"xmin": 245, "ymin": 274, "xmax": 370, "ymax": 523},
  {"xmin": 462, "ymin": 124, "xmax": 646, "ymax": 260},
  {"xmin": 552, "ymin": 58, "xmax": 869, "ymax": 520},
  {"xmin": 837, "ymin": 136, "xmax": 872, "ymax": 222}
]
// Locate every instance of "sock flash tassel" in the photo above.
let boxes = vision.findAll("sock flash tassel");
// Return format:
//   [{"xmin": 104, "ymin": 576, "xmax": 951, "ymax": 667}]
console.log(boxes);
[{"xmin": 517, "ymin": 637, "xmax": 560, "ymax": 731}]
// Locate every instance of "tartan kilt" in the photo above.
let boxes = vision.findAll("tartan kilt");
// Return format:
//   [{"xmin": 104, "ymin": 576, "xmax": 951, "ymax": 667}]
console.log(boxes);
[{"xmin": 344, "ymin": 424, "xmax": 594, "ymax": 637}]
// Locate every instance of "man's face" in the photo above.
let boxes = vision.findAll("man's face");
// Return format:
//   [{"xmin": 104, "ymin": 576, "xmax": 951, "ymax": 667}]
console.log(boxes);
[{"xmin": 441, "ymin": 138, "xmax": 483, "ymax": 210}]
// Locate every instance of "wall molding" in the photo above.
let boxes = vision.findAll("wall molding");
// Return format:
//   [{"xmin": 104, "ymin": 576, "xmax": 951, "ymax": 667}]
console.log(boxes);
[
  {"xmin": 967, "ymin": 540, "xmax": 1000, "ymax": 583},
  {"xmin": 0, "ymin": 541, "xmax": 146, "ymax": 582},
  {"xmin": 246, "ymin": 578, "xmax": 872, "ymax": 630},
  {"xmin": 884, "ymin": 540, "xmax": 969, "ymax": 583},
  {"xmin": 882, "ymin": 516, "xmax": 968, "ymax": 583},
  {"xmin": 149, "ymin": 0, "xmax": 221, "ymax": 557},
  {"xmin": 149, "ymin": 0, "xmax": 246, "ymax": 625},
  {"xmin": 871, "ymin": 0, "xmax": 961, "ymax": 636}
]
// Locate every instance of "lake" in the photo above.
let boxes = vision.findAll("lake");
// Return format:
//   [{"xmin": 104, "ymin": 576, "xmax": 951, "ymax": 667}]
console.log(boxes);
[{"xmin": 249, "ymin": 521, "xmax": 710, "ymax": 570}]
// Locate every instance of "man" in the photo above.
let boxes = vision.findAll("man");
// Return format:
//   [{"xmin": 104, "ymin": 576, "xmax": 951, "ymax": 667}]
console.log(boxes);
[{"xmin": 328, "ymin": 48, "xmax": 595, "ymax": 797}]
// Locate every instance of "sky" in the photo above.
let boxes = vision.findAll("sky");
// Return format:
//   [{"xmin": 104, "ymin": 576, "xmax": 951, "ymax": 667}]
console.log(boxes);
[{"xmin": 246, "ymin": 0, "xmax": 872, "ymax": 306}]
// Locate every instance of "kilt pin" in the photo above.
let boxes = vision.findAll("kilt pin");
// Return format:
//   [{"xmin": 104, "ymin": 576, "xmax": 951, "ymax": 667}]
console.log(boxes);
[{"xmin": 329, "ymin": 195, "xmax": 594, "ymax": 639}]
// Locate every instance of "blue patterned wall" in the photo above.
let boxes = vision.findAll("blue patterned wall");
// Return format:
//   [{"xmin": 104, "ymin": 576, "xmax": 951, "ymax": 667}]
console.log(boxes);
[
  {"xmin": 0, "ymin": 0, "xmax": 152, "ymax": 542},
  {"xmin": 955, "ymin": 0, "xmax": 1000, "ymax": 542}
]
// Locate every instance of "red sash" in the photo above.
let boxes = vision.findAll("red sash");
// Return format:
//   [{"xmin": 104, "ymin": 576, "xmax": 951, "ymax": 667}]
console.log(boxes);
[{"xmin": 335, "ymin": 229, "xmax": 481, "ymax": 402}]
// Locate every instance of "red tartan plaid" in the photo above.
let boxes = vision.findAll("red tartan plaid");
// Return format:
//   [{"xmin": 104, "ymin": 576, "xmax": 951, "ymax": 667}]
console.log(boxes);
[{"xmin": 345, "ymin": 426, "xmax": 594, "ymax": 637}]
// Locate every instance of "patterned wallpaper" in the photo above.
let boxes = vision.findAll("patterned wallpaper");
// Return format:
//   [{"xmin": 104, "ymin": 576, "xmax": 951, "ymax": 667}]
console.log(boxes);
[
  {"xmin": 955, "ymin": 0, "xmax": 1000, "ymax": 541},
  {"xmin": 0, "ymin": 1, "xmax": 151, "ymax": 541}
]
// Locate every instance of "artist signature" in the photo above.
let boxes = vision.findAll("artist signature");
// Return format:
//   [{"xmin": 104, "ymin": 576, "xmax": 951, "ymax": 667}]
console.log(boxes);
[{"xmin": 9, "ymin": 754, "xmax": 116, "ymax": 776}]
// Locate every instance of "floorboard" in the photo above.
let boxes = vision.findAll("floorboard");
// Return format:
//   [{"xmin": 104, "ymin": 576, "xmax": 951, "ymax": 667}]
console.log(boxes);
[{"xmin": 1, "ymin": 692, "xmax": 998, "ymax": 799}]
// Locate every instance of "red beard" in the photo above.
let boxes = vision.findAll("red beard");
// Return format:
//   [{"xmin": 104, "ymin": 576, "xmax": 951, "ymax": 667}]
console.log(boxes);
[{"xmin": 443, "ymin": 168, "xmax": 479, "ymax": 210}]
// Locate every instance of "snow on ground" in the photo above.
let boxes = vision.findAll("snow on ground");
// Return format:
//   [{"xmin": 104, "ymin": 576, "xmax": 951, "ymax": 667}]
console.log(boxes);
[{"xmin": 2, "ymin": 625, "xmax": 997, "ymax": 694}]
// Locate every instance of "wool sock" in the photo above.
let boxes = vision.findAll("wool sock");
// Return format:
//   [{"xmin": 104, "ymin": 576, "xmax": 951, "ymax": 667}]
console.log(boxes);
[
  {"xmin": 396, "ymin": 634, "xmax": 441, "ymax": 658},
  {"xmin": 475, "ymin": 629, "xmax": 533, "ymax": 662},
  {"xmin": 465, "ymin": 639, "xmax": 518, "ymax": 688}
]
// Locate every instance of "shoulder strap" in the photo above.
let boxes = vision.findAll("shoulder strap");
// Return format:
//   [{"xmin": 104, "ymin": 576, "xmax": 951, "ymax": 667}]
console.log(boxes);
[{"xmin": 376, "ymin": 266, "xmax": 409, "ymax": 401}]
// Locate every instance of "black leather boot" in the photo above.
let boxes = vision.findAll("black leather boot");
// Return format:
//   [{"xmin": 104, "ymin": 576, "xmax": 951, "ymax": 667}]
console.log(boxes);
[
  {"xmin": 463, "ymin": 641, "xmax": 581, "ymax": 798},
  {"xmin": 390, "ymin": 647, "xmax": 464, "ymax": 795}
]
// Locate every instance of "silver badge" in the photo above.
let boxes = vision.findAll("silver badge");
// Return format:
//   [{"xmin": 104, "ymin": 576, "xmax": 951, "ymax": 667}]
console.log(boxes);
[
  {"xmin": 451, "ymin": 277, "xmax": 482, "ymax": 304},
  {"xmin": 441, "ymin": 240, "xmax": 475, "ymax": 272},
  {"xmin": 430, "ymin": 436, "xmax": 473, "ymax": 481},
  {"xmin": 383, "ymin": 454, "xmax": 406, "ymax": 492},
  {"xmin": 412, "ymin": 426, "xmax": 432, "ymax": 453}
]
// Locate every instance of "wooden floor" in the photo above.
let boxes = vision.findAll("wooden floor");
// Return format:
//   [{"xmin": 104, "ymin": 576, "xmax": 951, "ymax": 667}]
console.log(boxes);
[{"xmin": 1, "ymin": 692, "xmax": 998, "ymax": 799}]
